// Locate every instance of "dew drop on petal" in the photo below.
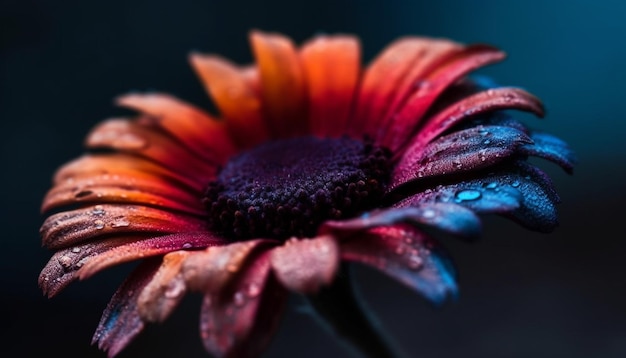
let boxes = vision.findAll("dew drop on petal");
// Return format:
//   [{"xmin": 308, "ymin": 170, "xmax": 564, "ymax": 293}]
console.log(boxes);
[
  {"xmin": 58, "ymin": 255, "xmax": 72, "ymax": 269},
  {"xmin": 246, "ymin": 283, "xmax": 261, "ymax": 298},
  {"xmin": 110, "ymin": 218, "xmax": 130, "ymax": 228},
  {"xmin": 511, "ymin": 181, "xmax": 521, "ymax": 188},
  {"xmin": 71, "ymin": 247, "xmax": 81, "ymax": 253},
  {"xmin": 94, "ymin": 220, "xmax": 105, "ymax": 230},
  {"xmin": 182, "ymin": 242, "xmax": 192, "ymax": 249},
  {"xmin": 91, "ymin": 205, "xmax": 105, "ymax": 216},
  {"xmin": 233, "ymin": 291, "xmax": 246, "ymax": 307},
  {"xmin": 483, "ymin": 139, "xmax": 491, "ymax": 145},
  {"xmin": 164, "ymin": 279, "xmax": 185, "ymax": 298},
  {"xmin": 455, "ymin": 189, "xmax": 482, "ymax": 202},
  {"xmin": 485, "ymin": 182, "xmax": 498, "ymax": 189},
  {"xmin": 407, "ymin": 255, "xmax": 423, "ymax": 270},
  {"xmin": 422, "ymin": 209, "xmax": 436, "ymax": 218}
]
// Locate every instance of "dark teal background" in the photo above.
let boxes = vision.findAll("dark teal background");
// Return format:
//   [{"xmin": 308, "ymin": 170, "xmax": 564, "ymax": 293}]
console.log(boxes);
[{"xmin": 1, "ymin": 1, "xmax": 624, "ymax": 357}]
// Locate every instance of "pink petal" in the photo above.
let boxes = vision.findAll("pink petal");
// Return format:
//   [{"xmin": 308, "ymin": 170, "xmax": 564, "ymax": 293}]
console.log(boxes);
[
  {"xmin": 137, "ymin": 251, "xmax": 190, "ymax": 323},
  {"xmin": 92, "ymin": 258, "xmax": 160, "ymax": 358},
  {"xmin": 200, "ymin": 252, "xmax": 289, "ymax": 358},
  {"xmin": 269, "ymin": 235, "xmax": 340, "ymax": 294}
]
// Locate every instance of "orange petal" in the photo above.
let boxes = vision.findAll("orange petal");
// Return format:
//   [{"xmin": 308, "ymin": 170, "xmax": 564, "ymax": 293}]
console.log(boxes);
[
  {"xmin": 269, "ymin": 235, "xmax": 339, "ymax": 294},
  {"xmin": 299, "ymin": 35, "xmax": 361, "ymax": 137},
  {"xmin": 137, "ymin": 251, "xmax": 190, "ymax": 322},
  {"xmin": 250, "ymin": 30, "xmax": 308, "ymax": 138},
  {"xmin": 116, "ymin": 93, "xmax": 236, "ymax": 163},
  {"xmin": 52, "ymin": 153, "xmax": 204, "ymax": 193},
  {"xmin": 85, "ymin": 118, "xmax": 218, "ymax": 182},
  {"xmin": 40, "ymin": 204, "xmax": 207, "ymax": 249},
  {"xmin": 189, "ymin": 53, "xmax": 269, "ymax": 148},
  {"xmin": 42, "ymin": 170, "xmax": 204, "ymax": 215}
]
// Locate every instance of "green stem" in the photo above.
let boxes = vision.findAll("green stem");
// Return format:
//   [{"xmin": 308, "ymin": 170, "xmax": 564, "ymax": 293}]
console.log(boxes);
[{"xmin": 306, "ymin": 263, "xmax": 407, "ymax": 358}]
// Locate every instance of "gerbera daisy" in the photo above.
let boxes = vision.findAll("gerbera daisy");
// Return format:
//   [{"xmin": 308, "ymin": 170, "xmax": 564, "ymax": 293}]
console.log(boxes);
[{"xmin": 38, "ymin": 30, "xmax": 576, "ymax": 358}]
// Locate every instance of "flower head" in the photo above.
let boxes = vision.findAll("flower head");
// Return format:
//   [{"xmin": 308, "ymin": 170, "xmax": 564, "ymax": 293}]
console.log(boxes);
[{"xmin": 39, "ymin": 30, "xmax": 575, "ymax": 357}]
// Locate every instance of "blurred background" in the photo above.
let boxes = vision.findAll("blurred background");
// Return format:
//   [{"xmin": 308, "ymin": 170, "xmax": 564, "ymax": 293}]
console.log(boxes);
[{"xmin": 1, "ymin": 0, "xmax": 624, "ymax": 357}]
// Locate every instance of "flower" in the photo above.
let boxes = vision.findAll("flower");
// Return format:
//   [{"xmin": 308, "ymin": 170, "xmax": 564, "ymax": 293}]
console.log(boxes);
[{"xmin": 38, "ymin": 30, "xmax": 576, "ymax": 358}]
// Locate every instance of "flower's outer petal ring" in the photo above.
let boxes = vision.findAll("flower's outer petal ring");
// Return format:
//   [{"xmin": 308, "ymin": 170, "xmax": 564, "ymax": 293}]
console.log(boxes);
[
  {"xmin": 341, "ymin": 224, "xmax": 458, "ymax": 305},
  {"xmin": 299, "ymin": 35, "xmax": 361, "ymax": 138},
  {"xmin": 269, "ymin": 235, "xmax": 340, "ymax": 294}
]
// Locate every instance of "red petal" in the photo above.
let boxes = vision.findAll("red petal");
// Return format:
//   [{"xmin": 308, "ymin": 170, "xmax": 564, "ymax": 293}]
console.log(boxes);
[
  {"xmin": 189, "ymin": 53, "xmax": 269, "ymax": 148},
  {"xmin": 199, "ymin": 252, "xmax": 289, "ymax": 358},
  {"xmin": 269, "ymin": 235, "xmax": 340, "ymax": 294},
  {"xmin": 383, "ymin": 45, "xmax": 507, "ymax": 151},
  {"xmin": 351, "ymin": 37, "xmax": 460, "ymax": 141},
  {"xmin": 250, "ymin": 30, "xmax": 308, "ymax": 138},
  {"xmin": 299, "ymin": 35, "xmax": 361, "ymax": 137},
  {"xmin": 92, "ymin": 258, "xmax": 160, "ymax": 358},
  {"xmin": 413, "ymin": 87, "xmax": 544, "ymax": 147}
]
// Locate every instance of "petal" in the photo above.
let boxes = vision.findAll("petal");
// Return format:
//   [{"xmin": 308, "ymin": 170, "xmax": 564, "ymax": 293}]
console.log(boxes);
[
  {"xmin": 137, "ymin": 251, "xmax": 190, "ymax": 323},
  {"xmin": 351, "ymin": 37, "xmax": 460, "ymax": 140},
  {"xmin": 200, "ymin": 252, "xmax": 289, "ymax": 358},
  {"xmin": 520, "ymin": 131, "xmax": 577, "ymax": 174},
  {"xmin": 397, "ymin": 161, "xmax": 561, "ymax": 232},
  {"xmin": 41, "ymin": 204, "xmax": 207, "ymax": 249},
  {"xmin": 189, "ymin": 53, "xmax": 269, "ymax": 148},
  {"xmin": 250, "ymin": 30, "xmax": 308, "ymax": 138},
  {"xmin": 412, "ymin": 87, "xmax": 545, "ymax": 148},
  {"xmin": 77, "ymin": 232, "xmax": 224, "ymax": 280},
  {"xmin": 116, "ymin": 93, "xmax": 236, "ymax": 163},
  {"xmin": 181, "ymin": 239, "xmax": 275, "ymax": 292},
  {"xmin": 91, "ymin": 258, "xmax": 160, "ymax": 358},
  {"xmin": 341, "ymin": 224, "xmax": 458, "ymax": 305},
  {"xmin": 85, "ymin": 118, "xmax": 218, "ymax": 181},
  {"xmin": 391, "ymin": 125, "xmax": 533, "ymax": 189},
  {"xmin": 321, "ymin": 204, "xmax": 481, "ymax": 240},
  {"xmin": 42, "ymin": 170, "xmax": 205, "ymax": 215},
  {"xmin": 269, "ymin": 235, "xmax": 340, "ymax": 294},
  {"xmin": 299, "ymin": 35, "xmax": 361, "ymax": 137},
  {"xmin": 51, "ymin": 153, "xmax": 203, "ymax": 193},
  {"xmin": 383, "ymin": 44, "xmax": 507, "ymax": 150}
]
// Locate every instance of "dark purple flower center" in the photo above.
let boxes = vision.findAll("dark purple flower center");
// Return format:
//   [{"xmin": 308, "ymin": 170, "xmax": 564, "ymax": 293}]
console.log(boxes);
[{"xmin": 203, "ymin": 136, "xmax": 391, "ymax": 240}]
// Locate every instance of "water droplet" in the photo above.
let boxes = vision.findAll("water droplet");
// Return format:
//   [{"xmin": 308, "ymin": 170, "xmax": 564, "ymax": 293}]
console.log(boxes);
[
  {"xmin": 511, "ymin": 181, "xmax": 521, "ymax": 188},
  {"xmin": 485, "ymin": 182, "xmax": 498, "ymax": 189},
  {"xmin": 165, "ymin": 279, "xmax": 185, "ymax": 298},
  {"xmin": 246, "ymin": 283, "xmax": 261, "ymax": 298},
  {"xmin": 455, "ymin": 189, "xmax": 482, "ymax": 202},
  {"xmin": 71, "ymin": 247, "xmax": 81, "ymax": 253},
  {"xmin": 94, "ymin": 220, "xmax": 105, "ymax": 230},
  {"xmin": 58, "ymin": 255, "xmax": 72, "ymax": 269},
  {"xmin": 407, "ymin": 255, "xmax": 423, "ymax": 270},
  {"xmin": 483, "ymin": 139, "xmax": 491, "ymax": 145},
  {"xmin": 422, "ymin": 209, "xmax": 436, "ymax": 218},
  {"xmin": 417, "ymin": 170, "xmax": 425, "ymax": 178},
  {"xmin": 182, "ymin": 243, "xmax": 192, "ymax": 249},
  {"xmin": 110, "ymin": 219, "xmax": 130, "ymax": 228},
  {"xmin": 91, "ymin": 205, "xmax": 105, "ymax": 216},
  {"xmin": 233, "ymin": 291, "xmax": 246, "ymax": 307}
]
